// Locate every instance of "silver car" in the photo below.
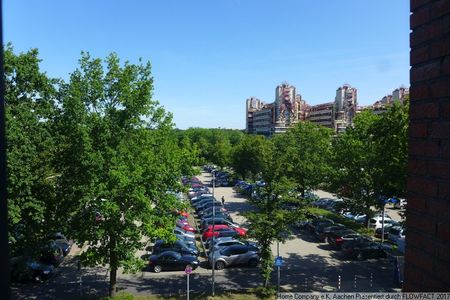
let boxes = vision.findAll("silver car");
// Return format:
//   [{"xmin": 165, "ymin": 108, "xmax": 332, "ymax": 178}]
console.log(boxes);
[{"xmin": 208, "ymin": 244, "xmax": 260, "ymax": 270}]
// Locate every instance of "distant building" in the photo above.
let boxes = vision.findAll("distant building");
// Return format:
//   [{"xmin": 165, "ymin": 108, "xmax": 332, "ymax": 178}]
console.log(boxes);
[
  {"xmin": 245, "ymin": 83, "xmax": 359, "ymax": 135},
  {"xmin": 245, "ymin": 82, "xmax": 307, "ymax": 136},
  {"xmin": 356, "ymin": 86, "xmax": 410, "ymax": 116}
]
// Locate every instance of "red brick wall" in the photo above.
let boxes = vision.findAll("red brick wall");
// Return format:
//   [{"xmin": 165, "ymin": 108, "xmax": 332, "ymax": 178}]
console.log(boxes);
[{"xmin": 405, "ymin": 0, "xmax": 450, "ymax": 291}]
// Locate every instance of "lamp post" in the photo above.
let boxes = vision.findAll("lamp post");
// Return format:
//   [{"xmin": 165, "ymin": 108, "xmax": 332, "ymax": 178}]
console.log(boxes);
[{"xmin": 211, "ymin": 172, "xmax": 215, "ymax": 297}]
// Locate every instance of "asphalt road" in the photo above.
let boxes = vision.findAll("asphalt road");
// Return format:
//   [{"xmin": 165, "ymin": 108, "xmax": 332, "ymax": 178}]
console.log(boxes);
[{"xmin": 11, "ymin": 172, "xmax": 402, "ymax": 299}]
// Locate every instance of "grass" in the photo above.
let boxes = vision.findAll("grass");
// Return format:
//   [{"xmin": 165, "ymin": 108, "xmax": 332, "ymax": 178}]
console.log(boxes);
[{"xmin": 102, "ymin": 291, "xmax": 270, "ymax": 300}]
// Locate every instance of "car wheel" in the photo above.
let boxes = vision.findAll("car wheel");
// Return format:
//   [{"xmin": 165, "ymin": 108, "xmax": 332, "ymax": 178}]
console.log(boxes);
[
  {"xmin": 248, "ymin": 258, "xmax": 258, "ymax": 268},
  {"xmin": 153, "ymin": 265, "xmax": 162, "ymax": 273},
  {"xmin": 215, "ymin": 261, "xmax": 225, "ymax": 270}
]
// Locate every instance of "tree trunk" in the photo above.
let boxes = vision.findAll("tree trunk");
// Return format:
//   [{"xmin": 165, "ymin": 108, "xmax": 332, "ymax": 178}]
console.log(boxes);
[
  {"xmin": 109, "ymin": 267, "xmax": 117, "ymax": 297},
  {"xmin": 109, "ymin": 236, "xmax": 117, "ymax": 297}
]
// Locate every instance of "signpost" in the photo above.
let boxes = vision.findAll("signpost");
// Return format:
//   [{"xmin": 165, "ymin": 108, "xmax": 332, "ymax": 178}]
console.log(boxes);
[
  {"xmin": 275, "ymin": 254, "xmax": 283, "ymax": 293},
  {"xmin": 185, "ymin": 265, "xmax": 192, "ymax": 300}
]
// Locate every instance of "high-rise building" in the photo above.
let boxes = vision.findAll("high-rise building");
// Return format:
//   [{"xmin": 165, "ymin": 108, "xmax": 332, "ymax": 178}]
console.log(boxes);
[
  {"xmin": 333, "ymin": 84, "xmax": 358, "ymax": 133},
  {"xmin": 245, "ymin": 83, "xmax": 306, "ymax": 136}
]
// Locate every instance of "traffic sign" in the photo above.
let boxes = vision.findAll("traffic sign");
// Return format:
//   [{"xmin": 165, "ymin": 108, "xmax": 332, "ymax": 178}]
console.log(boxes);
[
  {"xmin": 185, "ymin": 265, "xmax": 193, "ymax": 274},
  {"xmin": 275, "ymin": 256, "xmax": 283, "ymax": 267}
]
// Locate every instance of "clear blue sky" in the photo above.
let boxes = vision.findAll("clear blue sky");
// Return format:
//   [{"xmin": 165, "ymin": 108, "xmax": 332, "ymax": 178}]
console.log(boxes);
[{"xmin": 5, "ymin": 0, "xmax": 410, "ymax": 129}]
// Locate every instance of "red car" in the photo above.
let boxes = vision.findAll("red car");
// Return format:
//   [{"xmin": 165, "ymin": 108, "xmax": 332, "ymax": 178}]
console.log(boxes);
[
  {"xmin": 176, "ymin": 221, "xmax": 196, "ymax": 233},
  {"xmin": 202, "ymin": 224, "xmax": 247, "ymax": 241}
]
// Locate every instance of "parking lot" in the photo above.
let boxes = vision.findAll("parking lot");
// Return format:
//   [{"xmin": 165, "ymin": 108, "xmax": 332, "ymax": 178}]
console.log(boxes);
[{"xmin": 11, "ymin": 172, "xmax": 402, "ymax": 299}]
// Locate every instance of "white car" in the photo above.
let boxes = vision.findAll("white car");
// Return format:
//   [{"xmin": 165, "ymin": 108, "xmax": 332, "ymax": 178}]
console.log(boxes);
[
  {"xmin": 393, "ymin": 198, "xmax": 407, "ymax": 209},
  {"xmin": 369, "ymin": 217, "xmax": 397, "ymax": 229}
]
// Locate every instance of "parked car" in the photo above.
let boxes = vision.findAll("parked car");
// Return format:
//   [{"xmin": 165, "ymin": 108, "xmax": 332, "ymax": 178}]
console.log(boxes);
[
  {"xmin": 307, "ymin": 218, "xmax": 334, "ymax": 233},
  {"xmin": 369, "ymin": 217, "xmax": 397, "ymax": 229},
  {"xmin": 314, "ymin": 223, "xmax": 347, "ymax": 242},
  {"xmin": 202, "ymin": 224, "xmax": 246, "ymax": 241},
  {"xmin": 210, "ymin": 239, "xmax": 259, "ymax": 254},
  {"xmin": 191, "ymin": 194, "xmax": 214, "ymax": 205},
  {"xmin": 176, "ymin": 221, "xmax": 196, "ymax": 233},
  {"xmin": 149, "ymin": 251, "xmax": 199, "ymax": 273},
  {"xmin": 197, "ymin": 206, "xmax": 228, "ymax": 218},
  {"xmin": 341, "ymin": 238, "xmax": 388, "ymax": 260},
  {"xmin": 152, "ymin": 240, "xmax": 199, "ymax": 256},
  {"xmin": 175, "ymin": 234, "xmax": 196, "ymax": 247},
  {"xmin": 202, "ymin": 228, "xmax": 240, "ymax": 243},
  {"xmin": 200, "ymin": 212, "xmax": 233, "ymax": 222},
  {"xmin": 201, "ymin": 218, "xmax": 240, "ymax": 232},
  {"xmin": 192, "ymin": 197, "xmax": 216, "ymax": 208},
  {"xmin": 174, "ymin": 227, "xmax": 195, "ymax": 239},
  {"xmin": 39, "ymin": 241, "xmax": 65, "ymax": 266},
  {"xmin": 10, "ymin": 256, "xmax": 55, "ymax": 282},
  {"xmin": 196, "ymin": 201, "xmax": 223, "ymax": 213},
  {"xmin": 208, "ymin": 244, "xmax": 260, "ymax": 270},
  {"xmin": 393, "ymin": 198, "xmax": 407, "ymax": 209},
  {"xmin": 327, "ymin": 229, "xmax": 360, "ymax": 249},
  {"xmin": 388, "ymin": 226, "xmax": 406, "ymax": 245}
]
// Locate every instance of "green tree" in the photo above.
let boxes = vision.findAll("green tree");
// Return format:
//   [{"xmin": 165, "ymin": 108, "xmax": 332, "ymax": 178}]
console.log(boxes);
[
  {"xmin": 277, "ymin": 122, "xmax": 333, "ymax": 197},
  {"xmin": 231, "ymin": 135, "xmax": 268, "ymax": 180},
  {"xmin": 55, "ymin": 52, "xmax": 188, "ymax": 297},
  {"xmin": 245, "ymin": 137, "xmax": 300, "ymax": 288},
  {"xmin": 331, "ymin": 110, "xmax": 381, "ymax": 222},
  {"xmin": 4, "ymin": 45, "xmax": 59, "ymax": 254},
  {"xmin": 211, "ymin": 134, "xmax": 232, "ymax": 169}
]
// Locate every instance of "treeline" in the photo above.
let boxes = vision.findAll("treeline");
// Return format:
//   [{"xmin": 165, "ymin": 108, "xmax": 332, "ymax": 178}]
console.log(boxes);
[
  {"xmin": 5, "ymin": 45, "xmax": 195, "ymax": 296},
  {"xmin": 177, "ymin": 101, "xmax": 408, "ymax": 215}
]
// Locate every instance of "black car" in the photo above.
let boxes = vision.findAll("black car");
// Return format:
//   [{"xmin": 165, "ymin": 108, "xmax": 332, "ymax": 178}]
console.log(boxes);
[
  {"xmin": 341, "ymin": 238, "xmax": 388, "ymax": 259},
  {"xmin": 201, "ymin": 212, "xmax": 233, "ymax": 222},
  {"xmin": 307, "ymin": 218, "xmax": 334, "ymax": 233},
  {"xmin": 149, "ymin": 251, "xmax": 199, "ymax": 273},
  {"xmin": 196, "ymin": 201, "xmax": 223, "ymax": 213},
  {"xmin": 315, "ymin": 223, "xmax": 347, "ymax": 242},
  {"xmin": 152, "ymin": 240, "xmax": 199, "ymax": 256},
  {"xmin": 198, "ymin": 206, "xmax": 228, "ymax": 218},
  {"xmin": 10, "ymin": 256, "xmax": 55, "ymax": 282}
]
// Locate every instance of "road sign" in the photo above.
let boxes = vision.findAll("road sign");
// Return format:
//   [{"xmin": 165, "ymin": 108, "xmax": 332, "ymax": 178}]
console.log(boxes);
[
  {"xmin": 275, "ymin": 256, "xmax": 283, "ymax": 267},
  {"xmin": 185, "ymin": 265, "xmax": 193, "ymax": 274}
]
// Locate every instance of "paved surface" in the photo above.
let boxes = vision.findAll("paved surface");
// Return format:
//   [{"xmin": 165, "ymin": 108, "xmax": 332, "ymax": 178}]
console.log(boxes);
[{"xmin": 11, "ymin": 172, "xmax": 401, "ymax": 299}]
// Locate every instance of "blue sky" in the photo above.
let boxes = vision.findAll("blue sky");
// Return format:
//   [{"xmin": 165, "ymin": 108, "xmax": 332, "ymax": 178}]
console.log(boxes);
[{"xmin": 5, "ymin": 0, "xmax": 410, "ymax": 129}]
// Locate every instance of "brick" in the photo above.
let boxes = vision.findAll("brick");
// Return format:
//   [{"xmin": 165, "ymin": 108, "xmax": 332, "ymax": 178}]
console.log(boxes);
[
  {"xmin": 430, "ymin": 36, "xmax": 450, "ymax": 59},
  {"xmin": 411, "ymin": 45, "xmax": 429, "ymax": 65},
  {"xmin": 434, "ymin": 263, "xmax": 450, "ymax": 287},
  {"xmin": 422, "ymin": 276, "xmax": 449, "ymax": 291},
  {"xmin": 411, "ymin": 26, "xmax": 431, "ymax": 47},
  {"xmin": 409, "ymin": 122, "xmax": 428, "ymax": 138},
  {"xmin": 410, "ymin": 102, "xmax": 439, "ymax": 119},
  {"xmin": 407, "ymin": 194, "xmax": 428, "ymax": 211},
  {"xmin": 437, "ymin": 244, "xmax": 450, "ymax": 263},
  {"xmin": 408, "ymin": 176, "xmax": 438, "ymax": 197},
  {"xmin": 430, "ymin": 121, "xmax": 450, "ymax": 138},
  {"xmin": 411, "ymin": 6, "xmax": 430, "ymax": 29},
  {"xmin": 412, "ymin": 0, "xmax": 431, "ymax": 11},
  {"xmin": 428, "ymin": 199, "xmax": 448, "ymax": 217},
  {"xmin": 406, "ymin": 247, "xmax": 435, "ymax": 273},
  {"xmin": 443, "ymin": 56, "xmax": 450, "ymax": 75},
  {"xmin": 406, "ymin": 230, "xmax": 436, "ymax": 255},
  {"xmin": 408, "ymin": 159, "xmax": 428, "ymax": 174},
  {"xmin": 439, "ymin": 180, "xmax": 450, "ymax": 200},
  {"xmin": 428, "ymin": 160, "xmax": 450, "ymax": 179},
  {"xmin": 406, "ymin": 210, "xmax": 436, "ymax": 235},
  {"xmin": 437, "ymin": 221, "xmax": 450, "ymax": 241},
  {"xmin": 442, "ymin": 140, "xmax": 450, "ymax": 160},
  {"xmin": 404, "ymin": 265, "xmax": 423, "ymax": 290},
  {"xmin": 411, "ymin": 61, "xmax": 441, "ymax": 82},
  {"xmin": 430, "ymin": 78, "xmax": 450, "ymax": 98},
  {"xmin": 409, "ymin": 139, "xmax": 440, "ymax": 157},
  {"xmin": 409, "ymin": 83, "xmax": 430, "ymax": 100},
  {"xmin": 431, "ymin": 0, "xmax": 450, "ymax": 19}
]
